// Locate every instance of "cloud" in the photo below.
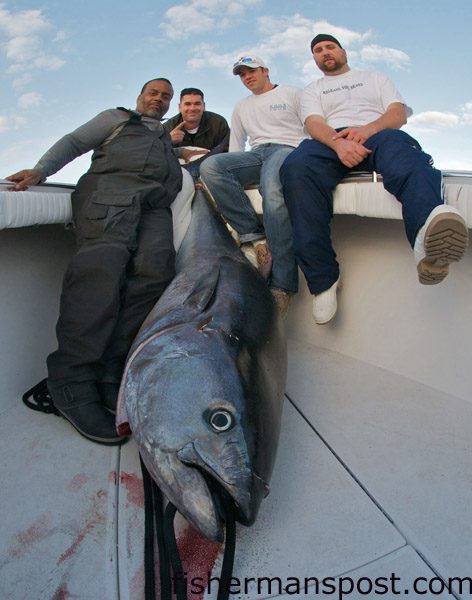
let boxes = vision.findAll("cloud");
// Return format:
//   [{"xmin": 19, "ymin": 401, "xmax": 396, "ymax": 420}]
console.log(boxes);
[
  {"xmin": 257, "ymin": 15, "xmax": 371, "ymax": 52},
  {"xmin": 183, "ymin": 13, "xmax": 409, "ymax": 80},
  {"xmin": 358, "ymin": 44, "xmax": 411, "ymax": 70},
  {"xmin": 0, "ymin": 113, "xmax": 27, "ymax": 133},
  {"xmin": 160, "ymin": 0, "xmax": 261, "ymax": 39},
  {"xmin": 235, "ymin": 15, "xmax": 373, "ymax": 67},
  {"xmin": 187, "ymin": 17, "xmax": 370, "ymax": 73},
  {"xmin": 461, "ymin": 101, "xmax": 472, "ymax": 125},
  {"xmin": 18, "ymin": 92, "xmax": 43, "ymax": 109},
  {"xmin": 4, "ymin": 34, "xmax": 39, "ymax": 61},
  {"xmin": 187, "ymin": 43, "xmax": 238, "ymax": 70},
  {"xmin": 404, "ymin": 103, "xmax": 472, "ymax": 136},
  {"xmin": 12, "ymin": 73, "xmax": 32, "ymax": 89},
  {"xmin": 0, "ymin": 4, "xmax": 65, "ymax": 82},
  {"xmin": 0, "ymin": 4, "xmax": 49, "ymax": 36},
  {"xmin": 405, "ymin": 111, "xmax": 460, "ymax": 134}
]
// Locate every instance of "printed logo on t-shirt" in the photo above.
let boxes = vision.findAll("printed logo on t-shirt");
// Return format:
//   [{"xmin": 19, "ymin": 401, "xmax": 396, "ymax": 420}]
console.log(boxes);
[
  {"xmin": 322, "ymin": 82, "xmax": 364, "ymax": 95},
  {"xmin": 269, "ymin": 103, "xmax": 287, "ymax": 111}
]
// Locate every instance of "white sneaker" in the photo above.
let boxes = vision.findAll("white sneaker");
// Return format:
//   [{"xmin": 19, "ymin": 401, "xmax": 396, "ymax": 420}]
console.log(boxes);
[
  {"xmin": 312, "ymin": 278, "xmax": 340, "ymax": 324},
  {"xmin": 414, "ymin": 205, "xmax": 468, "ymax": 285}
]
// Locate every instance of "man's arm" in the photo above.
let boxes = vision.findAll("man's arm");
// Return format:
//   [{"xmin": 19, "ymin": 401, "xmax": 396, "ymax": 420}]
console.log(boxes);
[
  {"xmin": 332, "ymin": 102, "xmax": 407, "ymax": 144},
  {"xmin": 5, "ymin": 109, "xmax": 127, "ymax": 190},
  {"xmin": 305, "ymin": 115, "xmax": 372, "ymax": 169},
  {"xmin": 229, "ymin": 105, "xmax": 246, "ymax": 152}
]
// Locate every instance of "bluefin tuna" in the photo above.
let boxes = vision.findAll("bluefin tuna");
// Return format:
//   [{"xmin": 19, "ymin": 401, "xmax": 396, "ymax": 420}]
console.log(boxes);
[{"xmin": 116, "ymin": 190, "xmax": 286, "ymax": 541}]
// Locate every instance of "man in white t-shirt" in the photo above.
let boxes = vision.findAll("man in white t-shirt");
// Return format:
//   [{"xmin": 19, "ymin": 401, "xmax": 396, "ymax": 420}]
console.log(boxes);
[
  {"xmin": 280, "ymin": 34, "xmax": 468, "ymax": 324},
  {"xmin": 200, "ymin": 55, "xmax": 306, "ymax": 318}
]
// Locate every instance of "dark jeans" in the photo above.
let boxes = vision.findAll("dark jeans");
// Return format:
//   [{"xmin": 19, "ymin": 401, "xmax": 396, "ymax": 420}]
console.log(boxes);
[{"xmin": 280, "ymin": 129, "xmax": 443, "ymax": 294}]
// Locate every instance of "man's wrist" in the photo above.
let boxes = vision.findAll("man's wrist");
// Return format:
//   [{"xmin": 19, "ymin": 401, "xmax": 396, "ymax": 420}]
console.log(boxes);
[{"xmin": 330, "ymin": 137, "xmax": 346, "ymax": 150}]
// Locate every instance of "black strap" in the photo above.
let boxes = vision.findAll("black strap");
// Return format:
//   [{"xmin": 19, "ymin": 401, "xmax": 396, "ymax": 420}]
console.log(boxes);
[
  {"xmin": 141, "ymin": 456, "xmax": 156, "ymax": 600},
  {"xmin": 22, "ymin": 378, "xmax": 60, "ymax": 415},
  {"xmin": 217, "ymin": 503, "xmax": 236, "ymax": 600},
  {"xmin": 140, "ymin": 457, "xmax": 237, "ymax": 600},
  {"xmin": 140, "ymin": 456, "xmax": 172, "ymax": 600},
  {"xmin": 163, "ymin": 503, "xmax": 187, "ymax": 600}
]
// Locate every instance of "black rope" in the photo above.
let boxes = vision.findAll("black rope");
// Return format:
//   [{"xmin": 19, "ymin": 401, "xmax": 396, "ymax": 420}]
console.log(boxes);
[
  {"xmin": 140, "ymin": 457, "xmax": 172, "ymax": 600},
  {"xmin": 163, "ymin": 503, "xmax": 187, "ymax": 600},
  {"xmin": 217, "ymin": 503, "xmax": 236, "ymax": 600},
  {"xmin": 153, "ymin": 480, "xmax": 173, "ymax": 600},
  {"xmin": 141, "ymin": 457, "xmax": 157, "ymax": 600},
  {"xmin": 140, "ymin": 455, "xmax": 238, "ymax": 600},
  {"xmin": 22, "ymin": 378, "xmax": 60, "ymax": 415}
]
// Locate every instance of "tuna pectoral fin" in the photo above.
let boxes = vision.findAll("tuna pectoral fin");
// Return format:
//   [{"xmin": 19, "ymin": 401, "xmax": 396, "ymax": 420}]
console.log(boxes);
[{"xmin": 182, "ymin": 266, "xmax": 220, "ymax": 314}]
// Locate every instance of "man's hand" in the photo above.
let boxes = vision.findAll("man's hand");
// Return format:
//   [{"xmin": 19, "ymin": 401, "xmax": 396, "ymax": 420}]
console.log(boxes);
[
  {"xmin": 180, "ymin": 148, "xmax": 209, "ymax": 163},
  {"xmin": 170, "ymin": 121, "xmax": 188, "ymax": 145},
  {"xmin": 5, "ymin": 169, "xmax": 42, "ymax": 191},
  {"xmin": 332, "ymin": 138, "xmax": 371, "ymax": 169},
  {"xmin": 333, "ymin": 125, "xmax": 375, "ymax": 145}
]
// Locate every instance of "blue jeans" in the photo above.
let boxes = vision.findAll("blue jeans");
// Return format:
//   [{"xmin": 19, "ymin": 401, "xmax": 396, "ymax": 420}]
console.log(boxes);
[
  {"xmin": 280, "ymin": 130, "xmax": 444, "ymax": 294},
  {"xmin": 200, "ymin": 143, "xmax": 298, "ymax": 293}
]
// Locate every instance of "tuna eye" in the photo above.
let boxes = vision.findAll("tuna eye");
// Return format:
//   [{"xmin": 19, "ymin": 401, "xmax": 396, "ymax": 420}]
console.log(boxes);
[{"xmin": 209, "ymin": 410, "xmax": 234, "ymax": 432}]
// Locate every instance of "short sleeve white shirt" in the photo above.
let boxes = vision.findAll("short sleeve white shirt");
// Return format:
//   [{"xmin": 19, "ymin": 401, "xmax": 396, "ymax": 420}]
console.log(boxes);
[{"xmin": 301, "ymin": 69, "xmax": 406, "ymax": 129}]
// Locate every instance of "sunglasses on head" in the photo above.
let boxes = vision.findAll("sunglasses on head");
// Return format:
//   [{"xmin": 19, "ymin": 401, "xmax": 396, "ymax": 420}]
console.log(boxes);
[{"xmin": 233, "ymin": 57, "xmax": 257, "ymax": 66}]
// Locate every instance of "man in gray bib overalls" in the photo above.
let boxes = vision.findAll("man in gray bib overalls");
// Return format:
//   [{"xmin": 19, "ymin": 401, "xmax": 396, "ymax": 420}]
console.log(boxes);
[{"xmin": 6, "ymin": 79, "xmax": 182, "ymax": 444}]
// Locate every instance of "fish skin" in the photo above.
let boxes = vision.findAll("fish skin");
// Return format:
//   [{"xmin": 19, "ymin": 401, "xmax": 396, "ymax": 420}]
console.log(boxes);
[{"xmin": 117, "ymin": 190, "xmax": 286, "ymax": 541}]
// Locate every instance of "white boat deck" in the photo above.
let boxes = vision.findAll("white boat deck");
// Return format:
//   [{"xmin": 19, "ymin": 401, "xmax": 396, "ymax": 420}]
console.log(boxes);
[
  {"xmin": 2, "ymin": 347, "xmax": 469, "ymax": 599},
  {"xmin": 1, "ymin": 178, "xmax": 472, "ymax": 599}
]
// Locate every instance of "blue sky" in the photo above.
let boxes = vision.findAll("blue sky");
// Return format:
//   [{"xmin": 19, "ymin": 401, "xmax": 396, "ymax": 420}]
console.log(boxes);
[{"xmin": 1, "ymin": 0, "xmax": 472, "ymax": 183}]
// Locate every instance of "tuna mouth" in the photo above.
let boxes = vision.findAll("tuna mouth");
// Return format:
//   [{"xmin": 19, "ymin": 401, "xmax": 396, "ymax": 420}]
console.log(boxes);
[
  {"xmin": 139, "ymin": 438, "xmax": 269, "ymax": 541},
  {"xmin": 176, "ymin": 441, "xmax": 267, "ymax": 531},
  {"xmin": 180, "ymin": 461, "xmax": 268, "ymax": 543},
  {"xmin": 205, "ymin": 469, "xmax": 269, "ymax": 528},
  {"xmin": 197, "ymin": 468, "xmax": 243, "ymax": 525},
  {"xmin": 177, "ymin": 454, "xmax": 251, "ymax": 521}
]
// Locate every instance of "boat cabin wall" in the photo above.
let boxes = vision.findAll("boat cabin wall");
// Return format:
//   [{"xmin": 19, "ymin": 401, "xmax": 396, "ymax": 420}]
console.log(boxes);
[
  {"xmin": 1, "ymin": 225, "xmax": 75, "ymax": 408},
  {"xmin": 286, "ymin": 215, "xmax": 472, "ymax": 404}
]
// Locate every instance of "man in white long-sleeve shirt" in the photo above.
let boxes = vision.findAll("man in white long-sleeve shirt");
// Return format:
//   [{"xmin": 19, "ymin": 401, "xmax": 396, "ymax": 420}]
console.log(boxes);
[{"xmin": 200, "ymin": 55, "xmax": 306, "ymax": 318}]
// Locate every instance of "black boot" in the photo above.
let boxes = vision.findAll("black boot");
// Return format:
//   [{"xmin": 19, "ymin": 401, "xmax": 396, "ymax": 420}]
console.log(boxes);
[
  {"xmin": 98, "ymin": 382, "xmax": 120, "ymax": 414},
  {"xmin": 48, "ymin": 380, "xmax": 127, "ymax": 445}
]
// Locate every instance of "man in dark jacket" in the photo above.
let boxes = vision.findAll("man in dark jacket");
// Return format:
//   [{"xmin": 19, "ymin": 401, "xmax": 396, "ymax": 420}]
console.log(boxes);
[
  {"xmin": 6, "ymin": 78, "xmax": 182, "ymax": 444},
  {"xmin": 164, "ymin": 87, "xmax": 229, "ymax": 179}
]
